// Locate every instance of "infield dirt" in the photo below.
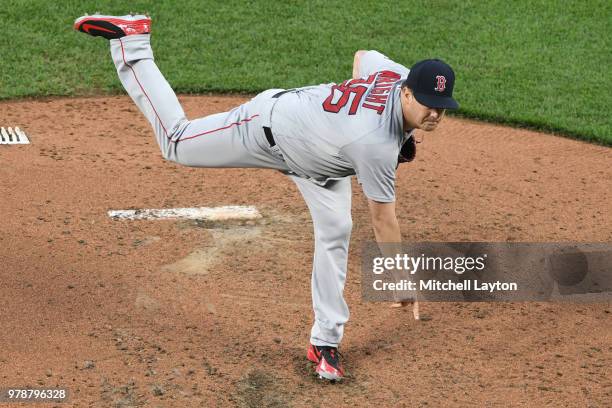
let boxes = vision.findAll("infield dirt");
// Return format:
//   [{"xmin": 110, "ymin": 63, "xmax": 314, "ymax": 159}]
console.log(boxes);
[{"xmin": 1, "ymin": 96, "xmax": 610, "ymax": 407}]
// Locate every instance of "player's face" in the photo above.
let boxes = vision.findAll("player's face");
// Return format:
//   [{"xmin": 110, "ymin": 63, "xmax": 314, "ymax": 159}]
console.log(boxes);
[{"xmin": 401, "ymin": 88, "xmax": 446, "ymax": 131}]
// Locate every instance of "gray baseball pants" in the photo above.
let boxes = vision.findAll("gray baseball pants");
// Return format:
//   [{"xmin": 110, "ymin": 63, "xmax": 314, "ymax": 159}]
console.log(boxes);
[{"xmin": 110, "ymin": 34, "xmax": 351, "ymax": 347}]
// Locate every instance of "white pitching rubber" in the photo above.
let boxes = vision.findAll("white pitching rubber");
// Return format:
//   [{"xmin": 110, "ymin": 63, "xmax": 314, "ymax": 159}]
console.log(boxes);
[{"xmin": 108, "ymin": 206, "xmax": 262, "ymax": 221}]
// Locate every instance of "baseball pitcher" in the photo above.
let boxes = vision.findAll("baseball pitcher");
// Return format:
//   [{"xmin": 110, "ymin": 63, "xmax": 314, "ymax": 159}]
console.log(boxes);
[{"xmin": 74, "ymin": 13, "xmax": 459, "ymax": 381}]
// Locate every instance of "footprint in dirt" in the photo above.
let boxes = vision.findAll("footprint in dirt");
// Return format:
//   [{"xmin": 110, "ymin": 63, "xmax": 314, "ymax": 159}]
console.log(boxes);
[
  {"xmin": 234, "ymin": 369, "xmax": 289, "ymax": 408},
  {"xmin": 161, "ymin": 227, "xmax": 262, "ymax": 276}
]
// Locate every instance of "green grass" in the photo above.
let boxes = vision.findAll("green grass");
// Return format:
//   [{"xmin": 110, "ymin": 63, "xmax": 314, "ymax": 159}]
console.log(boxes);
[{"xmin": 1, "ymin": 0, "xmax": 610, "ymax": 144}]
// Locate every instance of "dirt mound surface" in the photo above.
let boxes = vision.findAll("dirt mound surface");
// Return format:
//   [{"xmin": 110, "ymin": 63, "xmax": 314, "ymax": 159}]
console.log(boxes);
[{"xmin": 1, "ymin": 96, "xmax": 610, "ymax": 407}]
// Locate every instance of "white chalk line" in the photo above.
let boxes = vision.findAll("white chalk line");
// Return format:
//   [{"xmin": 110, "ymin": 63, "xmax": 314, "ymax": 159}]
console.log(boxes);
[{"xmin": 0, "ymin": 127, "xmax": 30, "ymax": 144}]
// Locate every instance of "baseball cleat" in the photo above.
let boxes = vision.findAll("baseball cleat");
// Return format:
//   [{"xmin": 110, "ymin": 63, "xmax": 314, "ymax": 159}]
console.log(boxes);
[
  {"xmin": 307, "ymin": 344, "xmax": 344, "ymax": 381},
  {"xmin": 74, "ymin": 14, "xmax": 151, "ymax": 39},
  {"xmin": 307, "ymin": 343, "xmax": 322, "ymax": 363}
]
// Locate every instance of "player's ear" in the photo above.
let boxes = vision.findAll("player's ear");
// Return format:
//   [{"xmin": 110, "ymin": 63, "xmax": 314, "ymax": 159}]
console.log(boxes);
[{"xmin": 401, "ymin": 85, "xmax": 412, "ymax": 100}]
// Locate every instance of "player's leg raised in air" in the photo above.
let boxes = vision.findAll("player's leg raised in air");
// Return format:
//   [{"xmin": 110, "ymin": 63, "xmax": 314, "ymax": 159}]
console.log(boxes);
[{"xmin": 74, "ymin": 14, "xmax": 288, "ymax": 171}]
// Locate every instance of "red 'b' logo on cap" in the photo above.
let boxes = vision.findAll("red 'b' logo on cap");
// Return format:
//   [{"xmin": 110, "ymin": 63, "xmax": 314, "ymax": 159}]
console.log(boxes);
[{"xmin": 434, "ymin": 75, "xmax": 446, "ymax": 92}]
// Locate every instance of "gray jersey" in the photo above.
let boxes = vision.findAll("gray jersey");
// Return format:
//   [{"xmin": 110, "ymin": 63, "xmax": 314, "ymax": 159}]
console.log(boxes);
[{"xmin": 269, "ymin": 51, "xmax": 413, "ymax": 202}]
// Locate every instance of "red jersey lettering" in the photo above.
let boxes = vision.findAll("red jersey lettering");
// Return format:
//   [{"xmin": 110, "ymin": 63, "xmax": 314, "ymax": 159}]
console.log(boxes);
[{"xmin": 362, "ymin": 103, "xmax": 386, "ymax": 115}]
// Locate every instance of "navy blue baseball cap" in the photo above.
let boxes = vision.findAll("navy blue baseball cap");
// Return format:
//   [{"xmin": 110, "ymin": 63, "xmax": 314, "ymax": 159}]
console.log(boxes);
[{"xmin": 404, "ymin": 59, "xmax": 459, "ymax": 110}]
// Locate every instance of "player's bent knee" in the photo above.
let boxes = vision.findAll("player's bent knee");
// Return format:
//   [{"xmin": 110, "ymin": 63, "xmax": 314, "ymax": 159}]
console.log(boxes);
[
  {"xmin": 158, "ymin": 130, "xmax": 187, "ymax": 164},
  {"xmin": 159, "ymin": 145, "xmax": 178, "ymax": 163},
  {"xmin": 340, "ymin": 217, "xmax": 353, "ymax": 236},
  {"xmin": 318, "ymin": 216, "xmax": 352, "ymax": 242}
]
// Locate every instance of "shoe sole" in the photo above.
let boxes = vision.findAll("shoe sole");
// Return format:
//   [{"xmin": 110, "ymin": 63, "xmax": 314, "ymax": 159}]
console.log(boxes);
[
  {"xmin": 317, "ymin": 370, "xmax": 343, "ymax": 381},
  {"xmin": 74, "ymin": 14, "xmax": 150, "ymax": 25}
]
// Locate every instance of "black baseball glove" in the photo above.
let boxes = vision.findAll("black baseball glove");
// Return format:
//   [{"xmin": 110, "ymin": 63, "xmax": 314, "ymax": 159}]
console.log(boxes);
[{"xmin": 398, "ymin": 134, "xmax": 416, "ymax": 165}]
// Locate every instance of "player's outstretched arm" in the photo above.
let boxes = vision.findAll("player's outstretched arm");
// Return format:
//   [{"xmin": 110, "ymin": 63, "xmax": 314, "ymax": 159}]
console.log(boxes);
[
  {"xmin": 353, "ymin": 50, "xmax": 368, "ymax": 79},
  {"xmin": 367, "ymin": 199, "xmax": 421, "ymax": 319},
  {"xmin": 367, "ymin": 199, "xmax": 401, "ymax": 244}
]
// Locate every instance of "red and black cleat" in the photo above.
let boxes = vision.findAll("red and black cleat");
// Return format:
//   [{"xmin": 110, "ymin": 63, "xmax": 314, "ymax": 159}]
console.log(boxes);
[
  {"xmin": 74, "ymin": 14, "xmax": 151, "ymax": 39},
  {"xmin": 307, "ymin": 344, "xmax": 344, "ymax": 381},
  {"xmin": 307, "ymin": 344, "xmax": 322, "ymax": 363}
]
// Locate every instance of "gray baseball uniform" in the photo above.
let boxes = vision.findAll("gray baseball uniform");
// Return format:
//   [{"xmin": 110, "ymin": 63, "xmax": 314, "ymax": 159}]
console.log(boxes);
[{"xmin": 110, "ymin": 35, "xmax": 411, "ymax": 347}]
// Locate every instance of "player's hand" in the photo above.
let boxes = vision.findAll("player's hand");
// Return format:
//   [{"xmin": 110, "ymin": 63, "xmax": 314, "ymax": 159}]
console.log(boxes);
[{"xmin": 390, "ymin": 300, "xmax": 427, "ymax": 321}]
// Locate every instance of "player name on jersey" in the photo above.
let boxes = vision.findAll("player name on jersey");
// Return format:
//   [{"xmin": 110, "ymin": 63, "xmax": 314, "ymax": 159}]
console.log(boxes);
[
  {"xmin": 322, "ymin": 69, "xmax": 402, "ymax": 117},
  {"xmin": 362, "ymin": 70, "xmax": 402, "ymax": 115}
]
